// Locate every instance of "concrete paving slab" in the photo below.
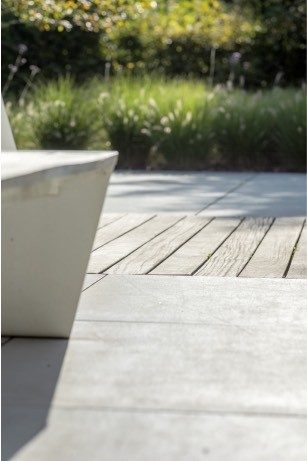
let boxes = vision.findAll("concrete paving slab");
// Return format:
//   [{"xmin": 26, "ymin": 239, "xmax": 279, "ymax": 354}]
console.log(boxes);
[
  {"xmin": 102, "ymin": 171, "xmax": 254, "ymax": 214},
  {"xmin": 76, "ymin": 275, "xmax": 307, "ymax": 326},
  {"xmin": 199, "ymin": 173, "xmax": 307, "ymax": 217},
  {"xmin": 55, "ymin": 322, "xmax": 306, "ymax": 415},
  {"xmin": 3, "ymin": 275, "xmax": 307, "ymax": 460},
  {"xmin": 7, "ymin": 408, "xmax": 307, "ymax": 461},
  {"xmin": 102, "ymin": 171, "xmax": 306, "ymax": 216}
]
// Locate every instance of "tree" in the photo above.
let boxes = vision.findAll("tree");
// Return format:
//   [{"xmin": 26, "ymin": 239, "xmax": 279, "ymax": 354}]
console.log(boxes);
[{"xmin": 2, "ymin": 0, "xmax": 155, "ymax": 32}]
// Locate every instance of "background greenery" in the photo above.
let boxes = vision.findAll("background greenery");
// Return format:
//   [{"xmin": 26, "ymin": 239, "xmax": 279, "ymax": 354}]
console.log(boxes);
[
  {"xmin": 6, "ymin": 77, "xmax": 306, "ymax": 171},
  {"xmin": 2, "ymin": 0, "xmax": 306, "ymax": 91},
  {"xmin": 2, "ymin": 1, "xmax": 306, "ymax": 172}
]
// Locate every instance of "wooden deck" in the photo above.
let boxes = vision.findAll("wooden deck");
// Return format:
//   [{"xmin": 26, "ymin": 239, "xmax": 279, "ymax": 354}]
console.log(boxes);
[{"xmin": 88, "ymin": 213, "xmax": 306, "ymax": 278}]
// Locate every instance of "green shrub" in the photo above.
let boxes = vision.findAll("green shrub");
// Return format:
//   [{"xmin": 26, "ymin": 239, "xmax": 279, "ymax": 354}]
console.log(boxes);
[
  {"xmin": 5, "ymin": 77, "xmax": 306, "ymax": 171},
  {"xmin": 30, "ymin": 77, "xmax": 99, "ymax": 150},
  {"xmin": 96, "ymin": 78, "xmax": 218, "ymax": 169},
  {"xmin": 272, "ymin": 90, "xmax": 306, "ymax": 170},
  {"xmin": 2, "ymin": 0, "xmax": 305, "ymax": 94},
  {"xmin": 212, "ymin": 91, "xmax": 274, "ymax": 169},
  {"xmin": 5, "ymin": 100, "xmax": 37, "ymax": 149},
  {"xmin": 96, "ymin": 79, "xmax": 157, "ymax": 168},
  {"xmin": 147, "ymin": 94, "xmax": 215, "ymax": 170}
]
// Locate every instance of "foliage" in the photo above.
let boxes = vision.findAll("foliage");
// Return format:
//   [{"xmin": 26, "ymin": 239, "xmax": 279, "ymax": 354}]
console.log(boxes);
[
  {"xmin": 232, "ymin": 0, "xmax": 306, "ymax": 85},
  {"xmin": 5, "ymin": 77, "xmax": 306, "ymax": 171},
  {"xmin": 1, "ymin": 0, "xmax": 155, "ymax": 93},
  {"xmin": 97, "ymin": 79, "xmax": 156, "ymax": 168},
  {"xmin": 19, "ymin": 76, "xmax": 99, "ymax": 150},
  {"xmin": 211, "ymin": 91, "xmax": 273, "ymax": 168},
  {"xmin": 272, "ymin": 90, "xmax": 306, "ymax": 170},
  {"xmin": 102, "ymin": 0, "xmax": 260, "ymax": 80},
  {"xmin": 5, "ymin": 101, "xmax": 37, "ymax": 150},
  {"xmin": 2, "ymin": 1, "xmax": 305, "ymax": 91},
  {"xmin": 2, "ymin": 0, "xmax": 154, "ymax": 32},
  {"xmin": 96, "ymin": 77, "xmax": 217, "ymax": 168}
]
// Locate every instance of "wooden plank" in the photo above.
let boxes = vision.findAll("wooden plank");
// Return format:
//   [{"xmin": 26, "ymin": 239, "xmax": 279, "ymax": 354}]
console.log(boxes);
[
  {"xmin": 196, "ymin": 217, "xmax": 273, "ymax": 277},
  {"xmin": 87, "ymin": 216, "xmax": 183, "ymax": 274},
  {"xmin": 97, "ymin": 213, "xmax": 126, "ymax": 229},
  {"xmin": 82, "ymin": 274, "xmax": 106, "ymax": 291},
  {"xmin": 92, "ymin": 214, "xmax": 155, "ymax": 251},
  {"xmin": 107, "ymin": 217, "xmax": 209, "ymax": 275},
  {"xmin": 287, "ymin": 221, "xmax": 307, "ymax": 279},
  {"xmin": 240, "ymin": 217, "xmax": 305, "ymax": 278},
  {"xmin": 151, "ymin": 218, "xmax": 240, "ymax": 275}
]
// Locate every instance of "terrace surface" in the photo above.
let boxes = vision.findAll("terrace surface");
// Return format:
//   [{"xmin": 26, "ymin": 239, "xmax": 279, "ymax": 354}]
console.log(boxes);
[{"xmin": 2, "ymin": 171, "xmax": 307, "ymax": 461}]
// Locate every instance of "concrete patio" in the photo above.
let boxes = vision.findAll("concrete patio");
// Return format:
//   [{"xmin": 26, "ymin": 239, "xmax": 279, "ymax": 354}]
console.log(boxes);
[
  {"xmin": 103, "ymin": 171, "xmax": 306, "ymax": 216},
  {"xmin": 2, "ymin": 171, "xmax": 307, "ymax": 461}
]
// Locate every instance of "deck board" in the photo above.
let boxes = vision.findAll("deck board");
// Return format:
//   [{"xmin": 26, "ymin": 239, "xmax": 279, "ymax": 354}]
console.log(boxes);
[
  {"xmin": 92, "ymin": 214, "xmax": 154, "ymax": 251},
  {"xmin": 240, "ymin": 217, "xmax": 305, "ymax": 278},
  {"xmin": 82, "ymin": 274, "xmax": 106, "ymax": 291},
  {"xmin": 196, "ymin": 217, "xmax": 273, "ymax": 277},
  {"xmin": 107, "ymin": 217, "xmax": 209, "ymax": 274},
  {"xmin": 97, "ymin": 213, "xmax": 126, "ymax": 229},
  {"xmin": 287, "ymin": 221, "xmax": 307, "ymax": 279},
  {"xmin": 87, "ymin": 215, "xmax": 307, "ymax": 278},
  {"xmin": 151, "ymin": 218, "xmax": 241, "ymax": 275},
  {"xmin": 87, "ymin": 215, "xmax": 183, "ymax": 273}
]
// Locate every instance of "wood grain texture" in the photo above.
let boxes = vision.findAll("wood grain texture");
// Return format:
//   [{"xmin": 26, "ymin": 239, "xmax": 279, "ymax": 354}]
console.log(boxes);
[
  {"xmin": 92, "ymin": 214, "xmax": 154, "ymax": 251},
  {"xmin": 151, "ymin": 218, "xmax": 240, "ymax": 275},
  {"xmin": 196, "ymin": 217, "xmax": 273, "ymax": 277},
  {"xmin": 240, "ymin": 217, "xmax": 305, "ymax": 278},
  {"xmin": 107, "ymin": 217, "xmax": 209, "ymax": 274},
  {"xmin": 97, "ymin": 213, "xmax": 126, "ymax": 229},
  {"xmin": 87, "ymin": 215, "xmax": 183, "ymax": 273},
  {"xmin": 287, "ymin": 221, "xmax": 307, "ymax": 279}
]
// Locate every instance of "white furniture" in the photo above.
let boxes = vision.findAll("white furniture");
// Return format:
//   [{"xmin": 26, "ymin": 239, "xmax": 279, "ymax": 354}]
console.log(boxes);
[
  {"xmin": 1, "ymin": 98, "xmax": 16, "ymax": 150},
  {"xmin": 2, "ymin": 151, "xmax": 118, "ymax": 337},
  {"xmin": 1, "ymin": 99, "xmax": 118, "ymax": 337}
]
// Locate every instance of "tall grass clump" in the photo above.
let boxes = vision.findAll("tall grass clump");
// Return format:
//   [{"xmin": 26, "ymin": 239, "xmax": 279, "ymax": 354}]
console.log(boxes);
[
  {"xmin": 96, "ymin": 78, "xmax": 216, "ymax": 169},
  {"xmin": 146, "ymin": 88, "xmax": 216, "ymax": 169},
  {"xmin": 212, "ymin": 90, "xmax": 275, "ymax": 169},
  {"xmin": 30, "ymin": 76, "xmax": 98, "ymax": 150},
  {"xmin": 4, "ymin": 76, "xmax": 306, "ymax": 172},
  {"xmin": 271, "ymin": 89, "xmax": 306, "ymax": 171},
  {"xmin": 5, "ymin": 100, "xmax": 37, "ymax": 149},
  {"xmin": 96, "ymin": 79, "xmax": 156, "ymax": 168}
]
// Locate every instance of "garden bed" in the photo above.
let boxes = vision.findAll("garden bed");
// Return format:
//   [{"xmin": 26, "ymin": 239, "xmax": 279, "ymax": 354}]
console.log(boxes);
[{"xmin": 6, "ymin": 77, "xmax": 306, "ymax": 172}]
